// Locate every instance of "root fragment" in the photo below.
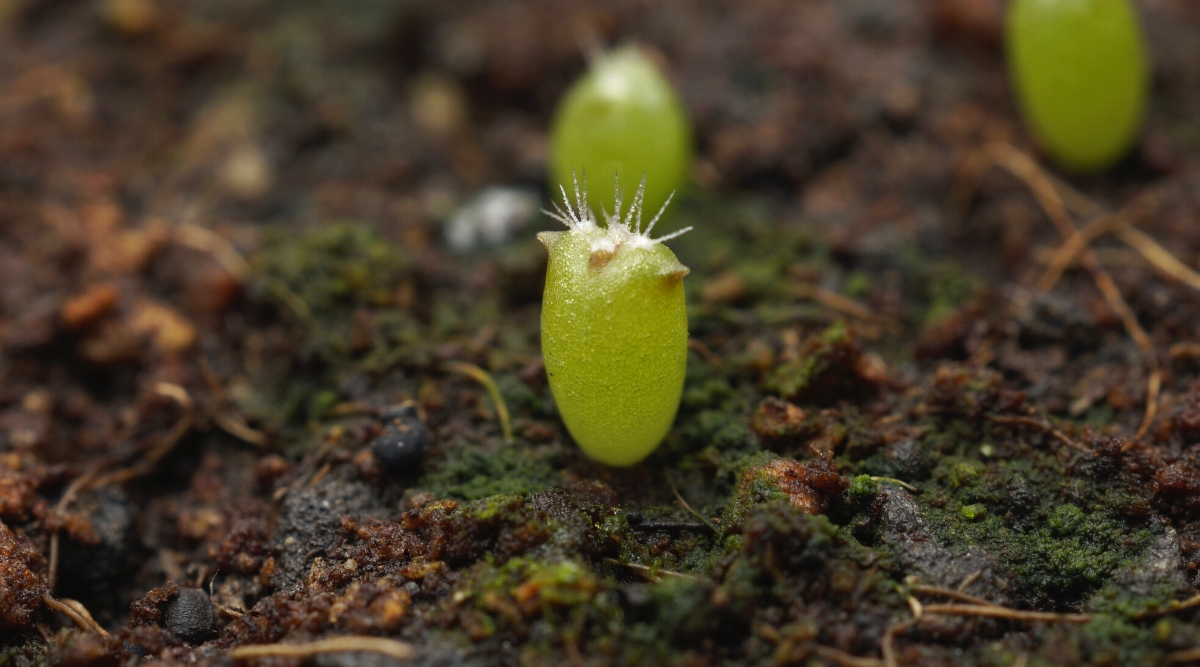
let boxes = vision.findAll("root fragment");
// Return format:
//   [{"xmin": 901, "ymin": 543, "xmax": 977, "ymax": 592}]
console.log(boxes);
[{"xmin": 232, "ymin": 636, "xmax": 415, "ymax": 662}]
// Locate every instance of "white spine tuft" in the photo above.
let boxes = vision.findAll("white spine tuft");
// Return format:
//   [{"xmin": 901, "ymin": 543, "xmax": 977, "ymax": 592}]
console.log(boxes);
[{"xmin": 544, "ymin": 171, "xmax": 690, "ymax": 253}]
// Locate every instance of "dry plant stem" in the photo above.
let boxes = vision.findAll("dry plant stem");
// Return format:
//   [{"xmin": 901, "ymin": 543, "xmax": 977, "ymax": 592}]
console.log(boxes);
[
  {"xmin": 883, "ymin": 605, "xmax": 1090, "ymax": 666},
  {"xmin": 956, "ymin": 569, "xmax": 983, "ymax": 592},
  {"xmin": 1139, "ymin": 592, "xmax": 1200, "ymax": 618},
  {"xmin": 48, "ymin": 469, "xmax": 99, "ymax": 592},
  {"xmin": 811, "ymin": 645, "xmax": 884, "ymax": 667},
  {"xmin": 870, "ymin": 476, "xmax": 920, "ymax": 493},
  {"xmin": 921, "ymin": 603, "xmax": 1090, "ymax": 623},
  {"xmin": 43, "ymin": 594, "xmax": 108, "ymax": 636},
  {"xmin": 910, "ymin": 584, "xmax": 995, "ymax": 607},
  {"xmin": 174, "ymin": 223, "xmax": 250, "ymax": 281},
  {"xmin": 1037, "ymin": 210, "xmax": 1200, "ymax": 297},
  {"xmin": 51, "ymin": 384, "xmax": 194, "ymax": 590},
  {"xmin": 1116, "ymin": 223, "xmax": 1200, "ymax": 292},
  {"xmin": 1035, "ymin": 211, "xmax": 1132, "ymax": 293},
  {"xmin": 1133, "ymin": 370, "xmax": 1163, "ymax": 448},
  {"xmin": 882, "ymin": 620, "xmax": 915, "ymax": 667},
  {"xmin": 445, "ymin": 361, "xmax": 513, "ymax": 443},
  {"xmin": 59, "ymin": 598, "xmax": 107, "ymax": 635},
  {"xmin": 232, "ymin": 637, "xmax": 415, "ymax": 662},
  {"xmin": 956, "ymin": 142, "xmax": 1161, "ymax": 444},
  {"xmin": 1168, "ymin": 647, "xmax": 1200, "ymax": 664},
  {"xmin": 213, "ymin": 411, "xmax": 268, "ymax": 447},
  {"xmin": 198, "ymin": 358, "xmax": 268, "ymax": 446},
  {"xmin": 687, "ymin": 338, "xmax": 723, "ymax": 366},
  {"xmin": 978, "ymin": 145, "xmax": 1155, "ymax": 359},
  {"xmin": 906, "ymin": 595, "xmax": 924, "ymax": 620},
  {"xmin": 668, "ymin": 476, "xmax": 718, "ymax": 534},
  {"xmin": 985, "ymin": 414, "xmax": 1090, "ymax": 453},
  {"xmin": 267, "ymin": 279, "xmax": 313, "ymax": 322},
  {"xmin": 793, "ymin": 282, "xmax": 900, "ymax": 330},
  {"xmin": 90, "ymin": 383, "xmax": 194, "ymax": 488},
  {"xmin": 601, "ymin": 557, "xmax": 698, "ymax": 582}
]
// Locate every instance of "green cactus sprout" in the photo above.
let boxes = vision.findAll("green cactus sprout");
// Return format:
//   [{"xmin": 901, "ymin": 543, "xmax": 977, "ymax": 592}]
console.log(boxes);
[
  {"xmin": 1006, "ymin": 0, "xmax": 1148, "ymax": 172},
  {"xmin": 538, "ymin": 175, "xmax": 689, "ymax": 466},
  {"xmin": 549, "ymin": 46, "xmax": 692, "ymax": 223}
]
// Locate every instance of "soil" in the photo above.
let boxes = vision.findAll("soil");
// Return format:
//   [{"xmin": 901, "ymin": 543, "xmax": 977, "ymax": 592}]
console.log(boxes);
[{"xmin": 3, "ymin": 0, "xmax": 1200, "ymax": 665}]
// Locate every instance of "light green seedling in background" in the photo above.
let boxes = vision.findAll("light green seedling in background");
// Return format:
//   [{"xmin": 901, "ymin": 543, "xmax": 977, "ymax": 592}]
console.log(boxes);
[
  {"xmin": 539, "ymin": 175, "xmax": 689, "ymax": 467},
  {"xmin": 550, "ymin": 47, "xmax": 692, "ymax": 223},
  {"xmin": 1006, "ymin": 0, "xmax": 1148, "ymax": 172}
]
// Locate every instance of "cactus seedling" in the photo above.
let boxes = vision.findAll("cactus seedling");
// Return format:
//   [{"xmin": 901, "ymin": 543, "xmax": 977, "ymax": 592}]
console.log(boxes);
[
  {"xmin": 550, "ymin": 46, "xmax": 692, "ymax": 223},
  {"xmin": 539, "ymin": 175, "xmax": 689, "ymax": 467},
  {"xmin": 1006, "ymin": 0, "xmax": 1148, "ymax": 172}
]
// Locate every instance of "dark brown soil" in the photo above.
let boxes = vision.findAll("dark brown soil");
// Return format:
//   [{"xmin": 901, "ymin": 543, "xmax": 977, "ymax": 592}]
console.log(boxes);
[{"xmin": 4, "ymin": 0, "xmax": 1200, "ymax": 665}]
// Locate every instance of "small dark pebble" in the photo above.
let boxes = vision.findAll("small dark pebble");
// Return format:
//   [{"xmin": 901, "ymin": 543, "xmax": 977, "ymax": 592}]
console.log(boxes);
[
  {"xmin": 124, "ymin": 642, "xmax": 145, "ymax": 657},
  {"xmin": 162, "ymin": 588, "xmax": 214, "ymax": 643},
  {"xmin": 372, "ymin": 403, "xmax": 431, "ymax": 473},
  {"xmin": 58, "ymin": 486, "xmax": 133, "ymax": 618}
]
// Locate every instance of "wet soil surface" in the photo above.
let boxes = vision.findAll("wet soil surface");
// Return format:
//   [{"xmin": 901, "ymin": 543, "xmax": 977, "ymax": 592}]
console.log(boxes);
[{"xmin": 4, "ymin": 0, "xmax": 1200, "ymax": 665}]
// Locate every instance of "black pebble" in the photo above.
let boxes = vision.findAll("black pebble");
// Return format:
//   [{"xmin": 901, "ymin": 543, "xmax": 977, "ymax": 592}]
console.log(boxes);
[
  {"xmin": 372, "ymin": 404, "xmax": 431, "ymax": 472},
  {"xmin": 163, "ymin": 588, "xmax": 214, "ymax": 643}
]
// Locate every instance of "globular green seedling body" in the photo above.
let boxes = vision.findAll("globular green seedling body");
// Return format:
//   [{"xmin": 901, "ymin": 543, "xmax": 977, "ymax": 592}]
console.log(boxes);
[
  {"xmin": 550, "ymin": 47, "xmax": 692, "ymax": 223},
  {"xmin": 1006, "ymin": 0, "xmax": 1148, "ymax": 172},
  {"xmin": 539, "ymin": 178, "xmax": 690, "ymax": 467}
]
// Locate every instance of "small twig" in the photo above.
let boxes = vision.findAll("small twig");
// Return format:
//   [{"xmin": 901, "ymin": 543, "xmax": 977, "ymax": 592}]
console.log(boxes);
[
  {"xmin": 630, "ymin": 518, "xmax": 707, "ymax": 532},
  {"xmin": 445, "ymin": 361, "xmax": 512, "ymax": 444},
  {"xmin": 1168, "ymin": 647, "xmax": 1200, "ymax": 664},
  {"xmin": 881, "ymin": 620, "xmax": 915, "ymax": 667},
  {"xmin": 687, "ymin": 338, "xmax": 723, "ymax": 366},
  {"xmin": 1136, "ymin": 592, "xmax": 1200, "ymax": 619},
  {"xmin": 984, "ymin": 414, "xmax": 1089, "ymax": 453},
  {"xmin": 921, "ymin": 603, "xmax": 1090, "ymax": 623},
  {"xmin": 231, "ymin": 637, "xmax": 415, "ymax": 662},
  {"xmin": 906, "ymin": 595, "xmax": 924, "ymax": 621},
  {"xmin": 666, "ymin": 476, "xmax": 717, "ymax": 534},
  {"xmin": 1035, "ymin": 211, "xmax": 1130, "ymax": 294},
  {"xmin": 793, "ymin": 282, "xmax": 902, "ymax": 332},
  {"xmin": 1116, "ymin": 223, "xmax": 1200, "ymax": 293},
  {"xmin": 1038, "ymin": 212, "xmax": 1200, "ymax": 296},
  {"xmin": 812, "ymin": 645, "xmax": 884, "ymax": 667},
  {"xmin": 953, "ymin": 142, "xmax": 1161, "ymax": 447},
  {"xmin": 48, "ymin": 469, "xmax": 100, "ymax": 592},
  {"xmin": 90, "ymin": 383, "xmax": 194, "ymax": 488},
  {"xmin": 956, "ymin": 570, "xmax": 982, "ymax": 592},
  {"xmin": 870, "ymin": 476, "xmax": 920, "ymax": 493},
  {"xmin": 213, "ymin": 411, "xmax": 269, "ymax": 447},
  {"xmin": 174, "ymin": 223, "xmax": 250, "ymax": 281},
  {"xmin": 1130, "ymin": 369, "xmax": 1162, "ymax": 448},
  {"xmin": 266, "ymin": 279, "xmax": 313, "ymax": 322},
  {"xmin": 58, "ymin": 598, "xmax": 108, "ymax": 636},
  {"xmin": 43, "ymin": 594, "xmax": 108, "ymax": 636},
  {"xmin": 602, "ymin": 557, "xmax": 698, "ymax": 582},
  {"xmin": 910, "ymin": 583, "xmax": 995, "ymax": 608}
]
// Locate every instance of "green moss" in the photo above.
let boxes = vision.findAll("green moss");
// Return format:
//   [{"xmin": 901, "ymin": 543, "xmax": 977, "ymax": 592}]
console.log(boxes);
[
  {"xmin": 926, "ymin": 452, "xmax": 1156, "ymax": 606},
  {"xmin": 765, "ymin": 321, "xmax": 860, "ymax": 402},
  {"xmin": 959, "ymin": 503, "xmax": 987, "ymax": 520},
  {"xmin": 848, "ymin": 474, "xmax": 878, "ymax": 498},
  {"xmin": 844, "ymin": 271, "xmax": 873, "ymax": 299},
  {"xmin": 718, "ymin": 457, "xmax": 792, "ymax": 534},
  {"xmin": 421, "ymin": 444, "xmax": 561, "ymax": 501},
  {"xmin": 0, "ymin": 641, "xmax": 46, "ymax": 667},
  {"xmin": 923, "ymin": 261, "xmax": 978, "ymax": 323},
  {"xmin": 254, "ymin": 223, "xmax": 403, "ymax": 315}
]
